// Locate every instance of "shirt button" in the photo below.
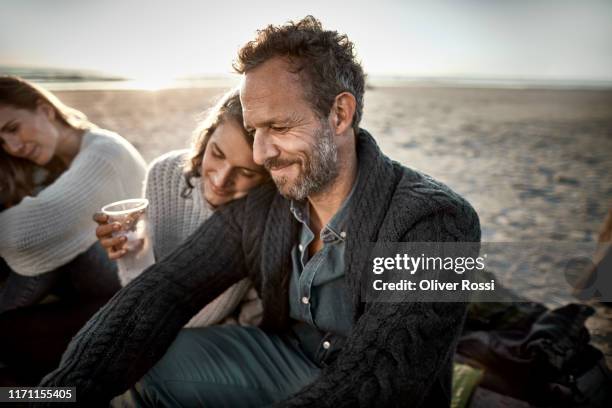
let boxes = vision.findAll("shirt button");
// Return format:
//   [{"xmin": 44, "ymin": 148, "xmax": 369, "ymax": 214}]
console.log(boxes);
[
  {"xmin": 301, "ymin": 296, "xmax": 309, "ymax": 305},
  {"xmin": 322, "ymin": 341, "xmax": 331, "ymax": 350},
  {"xmin": 298, "ymin": 244, "xmax": 304, "ymax": 252}
]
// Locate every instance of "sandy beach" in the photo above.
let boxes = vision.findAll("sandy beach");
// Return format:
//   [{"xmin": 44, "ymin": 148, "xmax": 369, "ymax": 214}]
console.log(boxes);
[{"xmin": 55, "ymin": 85, "xmax": 612, "ymax": 364}]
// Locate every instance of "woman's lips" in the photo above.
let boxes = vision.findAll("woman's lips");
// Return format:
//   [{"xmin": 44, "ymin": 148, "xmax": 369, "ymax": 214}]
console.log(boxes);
[
  {"xmin": 208, "ymin": 180, "xmax": 230, "ymax": 197},
  {"xmin": 20, "ymin": 144, "xmax": 36, "ymax": 159}
]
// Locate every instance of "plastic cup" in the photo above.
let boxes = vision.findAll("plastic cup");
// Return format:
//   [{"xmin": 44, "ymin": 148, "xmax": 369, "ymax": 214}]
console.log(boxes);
[{"xmin": 101, "ymin": 198, "xmax": 154, "ymax": 272}]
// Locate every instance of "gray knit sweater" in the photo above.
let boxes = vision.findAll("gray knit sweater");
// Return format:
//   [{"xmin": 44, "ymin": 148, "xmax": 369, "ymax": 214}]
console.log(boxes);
[
  {"xmin": 0, "ymin": 128, "xmax": 146, "ymax": 276},
  {"xmin": 39, "ymin": 129, "xmax": 480, "ymax": 407}
]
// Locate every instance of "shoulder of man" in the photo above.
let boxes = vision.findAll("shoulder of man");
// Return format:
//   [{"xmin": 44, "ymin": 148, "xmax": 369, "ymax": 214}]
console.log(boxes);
[
  {"xmin": 386, "ymin": 161, "xmax": 481, "ymax": 241},
  {"xmin": 239, "ymin": 181, "xmax": 283, "ymax": 230},
  {"xmin": 209, "ymin": 181, "xmax": 281, "ymax": 287},
  {"xmin": 211, "ymin": 180, "xmax": 281, "ymax": 238}
]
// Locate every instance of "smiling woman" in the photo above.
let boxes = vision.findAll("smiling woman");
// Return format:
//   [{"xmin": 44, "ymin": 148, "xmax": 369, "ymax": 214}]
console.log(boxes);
[
  {"xmin": 201, "ymin": 120, "xmax": 265, "ymax": 205},
  {"xmin": 182, "ymin": 87, "xmax": 268, "ymax": 205}
]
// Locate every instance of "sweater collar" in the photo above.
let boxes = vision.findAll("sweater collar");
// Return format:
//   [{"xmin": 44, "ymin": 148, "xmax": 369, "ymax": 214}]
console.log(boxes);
[{"xmin": 343, "ymin": 128, "xmax": 401, "ymax": 317}]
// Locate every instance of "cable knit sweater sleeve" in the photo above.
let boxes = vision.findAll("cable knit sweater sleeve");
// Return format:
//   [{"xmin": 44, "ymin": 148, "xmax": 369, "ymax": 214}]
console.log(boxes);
[
  {"xmin": 37, "ymin": 197, "xmax": 250, "ymax": 404},
  {"xmin": 0, "ymin": 129, "xmax": 146, "ymax": 276}
]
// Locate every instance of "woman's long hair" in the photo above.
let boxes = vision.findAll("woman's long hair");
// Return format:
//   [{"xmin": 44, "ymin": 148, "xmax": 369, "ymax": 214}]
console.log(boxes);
[
  {"xmin": 181, "ymin": 88, "xmax": 255, "ymax": 198},
  {"xmin": 0, "ymin": 76, "xmax": 95, "ymax": 206},
  {"xmin": 0, "ymin": 150, "xmax": 65, "ymax": 208},
  {"xmin": 0, "ymin": 75, "xmax": 94, "ymax": 130},
  {"xmin": 0, "ymin": 150, "xmax": 33, "ymax": 208}
]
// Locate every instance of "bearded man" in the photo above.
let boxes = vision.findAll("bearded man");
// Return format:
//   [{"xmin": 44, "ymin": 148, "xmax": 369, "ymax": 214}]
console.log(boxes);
[{"xmin": 40, "ymin": 16, "xmax": 480, "ymax": 408}]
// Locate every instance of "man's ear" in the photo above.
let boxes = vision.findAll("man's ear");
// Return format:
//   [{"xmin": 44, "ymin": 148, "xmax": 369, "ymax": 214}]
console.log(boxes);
[
  {"xmin": 330, "ymin": 92, "xmax": 357, "ymax": 135},
  {"xmin": 37, "ymin": 101, "xmax": 56, "ymax": 121}
]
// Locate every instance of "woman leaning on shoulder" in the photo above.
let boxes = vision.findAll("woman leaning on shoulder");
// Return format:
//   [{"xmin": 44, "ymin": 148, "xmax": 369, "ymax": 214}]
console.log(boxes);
[{"xmin": 94, "ymin": 88, "xmax": 268, "ymax": 328}]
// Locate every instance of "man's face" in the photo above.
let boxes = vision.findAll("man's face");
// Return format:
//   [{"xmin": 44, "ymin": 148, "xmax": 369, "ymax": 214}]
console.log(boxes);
[{"xmin": 240, "ymin": 57, "xmax": 339, "ymax": 200}]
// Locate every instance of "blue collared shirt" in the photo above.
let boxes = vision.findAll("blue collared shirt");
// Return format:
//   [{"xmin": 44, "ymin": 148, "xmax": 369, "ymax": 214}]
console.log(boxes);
[{"xmin": 288, "ymin": 174, "xmax": 359, "ymax": 363}]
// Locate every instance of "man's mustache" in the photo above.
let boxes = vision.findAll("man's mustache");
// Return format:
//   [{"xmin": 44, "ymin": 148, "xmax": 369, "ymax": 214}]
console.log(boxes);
[{"xmin": 264, "ymin": 158, "xmax": 302, "ymax": 171}]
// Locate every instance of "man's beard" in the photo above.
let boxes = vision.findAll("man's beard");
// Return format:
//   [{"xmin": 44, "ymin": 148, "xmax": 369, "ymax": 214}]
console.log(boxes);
[{"xmin": 264, "ymin": 120, "xmax": 339, "ymax": 201}]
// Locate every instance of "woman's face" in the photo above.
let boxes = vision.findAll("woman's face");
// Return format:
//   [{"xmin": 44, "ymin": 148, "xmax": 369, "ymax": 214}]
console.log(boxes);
[
  {"xmin": 0, "ymin": 103, "xmax": 59, "ymax": 166},
  {"xmin": 201, "ymin": 119, "xmax": 268, "ymax": 207}
]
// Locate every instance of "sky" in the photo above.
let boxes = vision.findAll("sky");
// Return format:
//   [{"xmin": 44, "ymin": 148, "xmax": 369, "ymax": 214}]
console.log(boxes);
[{"xmin": 2, "ymin": 0, "xmax": 612, "ymax": 82}]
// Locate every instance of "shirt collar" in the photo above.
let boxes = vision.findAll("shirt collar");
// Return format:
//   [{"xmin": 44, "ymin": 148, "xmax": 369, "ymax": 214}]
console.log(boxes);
[{"xmin": 289, "ymin": 168, "xmax": 360, "ymax": 243}]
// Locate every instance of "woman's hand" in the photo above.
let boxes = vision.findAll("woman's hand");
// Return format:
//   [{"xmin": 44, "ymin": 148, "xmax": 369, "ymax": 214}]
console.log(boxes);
[{"xmin": 93, "ymin": 212, "xmax": 128, "ymax": 260}]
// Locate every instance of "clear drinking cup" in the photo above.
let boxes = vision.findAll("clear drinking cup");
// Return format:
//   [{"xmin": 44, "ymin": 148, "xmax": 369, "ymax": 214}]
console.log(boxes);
[{"xmin": 101, "ymin": 198, "xmax": 154, "ymax": 272}]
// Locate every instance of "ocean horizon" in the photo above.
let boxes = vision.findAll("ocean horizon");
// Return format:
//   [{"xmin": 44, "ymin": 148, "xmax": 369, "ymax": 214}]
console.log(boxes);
[{"xmin": 2, "ymin": 66, "xmax": 612, "ymax": 92}]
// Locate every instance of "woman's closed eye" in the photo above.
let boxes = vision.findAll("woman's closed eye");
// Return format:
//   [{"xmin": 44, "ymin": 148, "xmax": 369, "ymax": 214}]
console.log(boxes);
[
  {"xmin": 239, "ymin": 169, "xmax": 257, "ymax": 178},
  {"xmin": 211, "ymin": 146, "xmax": 224, "ymax": 159},
  {"xmin": 1, "ymin": 121, "xmax": 19, "ymax": 134}
]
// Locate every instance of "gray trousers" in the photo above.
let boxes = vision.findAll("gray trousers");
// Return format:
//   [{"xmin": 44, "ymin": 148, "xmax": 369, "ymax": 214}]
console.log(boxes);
[
  {"xmin": 112, "ymin": 326, "xmax": 321, "ymax": 408},
  {"xmin": 0, "ymin": 242, "xmax": 119, "ymax": 314}
]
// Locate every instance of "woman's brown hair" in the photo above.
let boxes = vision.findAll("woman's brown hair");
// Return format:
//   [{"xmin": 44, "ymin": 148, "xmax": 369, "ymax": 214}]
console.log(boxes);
[
  {"xmin": 0, "ymin": 75, "xmax": 94, "ymax": 130},
  {"xmin": 0, "ymin": 76, "xmax": 94, "ymax": 206},
  {"xmin": 0, "ymin": 150, "xmax": 64, "ymax": 208},
  {"xmin": 181, "ymin": 88, "xmax": 254, "ymax": 198},
  {"xmin": 0, "ymin": 150, "xmax": 34, "ymax": 208}
]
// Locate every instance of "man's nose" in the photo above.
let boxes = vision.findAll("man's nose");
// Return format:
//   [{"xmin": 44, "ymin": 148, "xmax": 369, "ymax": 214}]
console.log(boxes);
[{"xmin": 252, "ymin": 130, "xmax": 279, "ymax": 166}]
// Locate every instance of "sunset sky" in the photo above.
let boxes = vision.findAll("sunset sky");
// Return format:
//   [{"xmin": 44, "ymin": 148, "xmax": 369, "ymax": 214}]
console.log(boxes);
[{"xmin": 2, "ymin": 0, "xmax": 612, "ymax": 82}]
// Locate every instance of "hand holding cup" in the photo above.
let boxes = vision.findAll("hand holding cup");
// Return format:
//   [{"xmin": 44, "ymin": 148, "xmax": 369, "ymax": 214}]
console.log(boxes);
[
  {"xmin": 94, "ymin": 212, "xmax": 129, "ymax": 260},
  {"xmin": 97, "ymin": 198, "xmax": 149, "ymax": 261}
]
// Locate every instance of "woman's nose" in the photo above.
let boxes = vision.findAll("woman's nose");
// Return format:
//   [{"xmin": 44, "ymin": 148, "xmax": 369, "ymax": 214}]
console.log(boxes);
[
  {"xmin": 214, "ymin": 165, "xmax": 233, "ymax": 188},
  {"xmin": 1, "ymin": 134, "xmax": 25, "ymax": 155}
]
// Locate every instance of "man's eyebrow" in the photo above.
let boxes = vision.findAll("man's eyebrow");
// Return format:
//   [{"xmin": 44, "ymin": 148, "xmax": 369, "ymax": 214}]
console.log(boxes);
[{"xmin": 244, "ymin": 112, "xmax": 303, "ymax": 130}]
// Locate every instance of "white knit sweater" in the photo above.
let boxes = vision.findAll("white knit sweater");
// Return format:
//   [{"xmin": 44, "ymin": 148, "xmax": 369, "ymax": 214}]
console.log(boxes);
[
  {"xmin": 0, "ymin": 128, "xmax": 147, "ymax": 277},
  {"xmin": 119, "ymin": 149, "xmax": 255, "ymax": 328}
]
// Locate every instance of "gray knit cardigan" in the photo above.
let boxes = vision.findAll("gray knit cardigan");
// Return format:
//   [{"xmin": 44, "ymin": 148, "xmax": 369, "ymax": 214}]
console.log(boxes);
[{"xmin": 38, "ymin": 129, "xmax": 481, "ymax": 407}]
